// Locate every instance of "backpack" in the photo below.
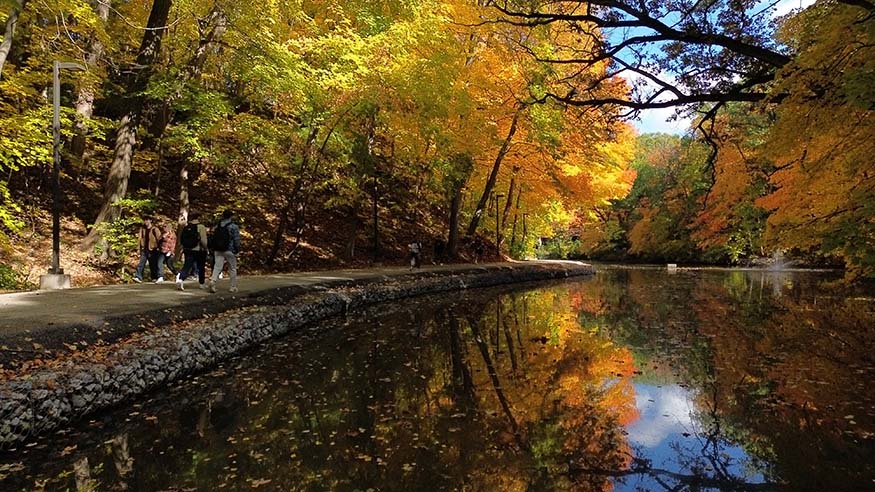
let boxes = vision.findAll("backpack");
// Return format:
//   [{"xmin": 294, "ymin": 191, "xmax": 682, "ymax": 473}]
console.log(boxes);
[
  {"xmin": 210, "ymin": 223, "xmax": 232, "ymax": 251},
  {"xmin": 148, "ymin": 226, "xmax": 162, "ymax": 251},
  {"xmin": 180, "ymin": 224, "xmax": 200, "ymax": 249}
]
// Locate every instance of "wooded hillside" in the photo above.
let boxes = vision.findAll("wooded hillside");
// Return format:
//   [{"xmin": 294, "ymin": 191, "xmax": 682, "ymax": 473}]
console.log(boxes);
[{"xmin": 0, "ymin": 0, "xmax": 872, "ymax": 288}]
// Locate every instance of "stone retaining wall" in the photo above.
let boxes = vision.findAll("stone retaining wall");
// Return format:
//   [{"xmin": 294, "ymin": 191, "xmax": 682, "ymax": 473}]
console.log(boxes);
[{"xmin": 0, "ymin": 262, "xmax": 592, "ymax": 447}]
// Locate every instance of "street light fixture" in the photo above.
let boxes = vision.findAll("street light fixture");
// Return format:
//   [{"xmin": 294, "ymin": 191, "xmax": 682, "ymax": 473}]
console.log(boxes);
[{"xmin": 40, "ymin": 61, "xmax": 86, "ymax": 290}]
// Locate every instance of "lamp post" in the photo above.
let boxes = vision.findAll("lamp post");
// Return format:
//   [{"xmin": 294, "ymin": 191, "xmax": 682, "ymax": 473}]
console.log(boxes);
[
  {"xmin": 494, "ymin": 193, "xmax": 505, "ymax": 258},
  {"xmin": 40, "ymin": 61, "xmax": 86, "ymax": 290}
]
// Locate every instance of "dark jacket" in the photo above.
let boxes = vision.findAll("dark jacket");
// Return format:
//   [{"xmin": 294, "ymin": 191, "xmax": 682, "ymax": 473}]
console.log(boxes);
[{"xmin": 215, "ymin": 219, "xmax": 241, "ymax": 254}]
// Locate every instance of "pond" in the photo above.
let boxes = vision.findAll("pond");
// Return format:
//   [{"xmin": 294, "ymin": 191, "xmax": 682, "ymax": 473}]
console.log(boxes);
[{"xmin": 1, "ymin": 267, "xmax": 874, "ymax": 491}]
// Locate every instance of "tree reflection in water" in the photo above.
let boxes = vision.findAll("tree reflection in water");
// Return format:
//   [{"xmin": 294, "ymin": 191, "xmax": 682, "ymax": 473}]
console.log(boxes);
[{"xmin": 2, "ymin": 269, "xmax": 873, "ymax": 492}]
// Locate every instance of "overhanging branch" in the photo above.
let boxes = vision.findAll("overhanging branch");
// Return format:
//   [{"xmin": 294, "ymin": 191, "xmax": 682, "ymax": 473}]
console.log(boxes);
[{"xmin": 486, "ymin": 0, "xmax": 791, "ymax": 68}]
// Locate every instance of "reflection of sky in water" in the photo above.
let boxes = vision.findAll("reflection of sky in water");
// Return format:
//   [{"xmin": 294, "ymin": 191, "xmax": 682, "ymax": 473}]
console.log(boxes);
[
  {"xmin": 628, "ymin": 384, "xmax": 697, "ymax": 447},
  {"xmin": 612, "ymin": 383, "xmax": 768, "ymax": 492}
]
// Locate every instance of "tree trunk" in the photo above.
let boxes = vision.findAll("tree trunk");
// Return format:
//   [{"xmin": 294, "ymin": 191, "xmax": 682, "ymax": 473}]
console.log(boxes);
[
  {"xmin": 73, "ymin": 457, "xmax": 96, "ymax": 492},
  {"xmin": 0, "ymin": 0, "xmax": 26, "ymax": 78},
  {"xmin": 287, "ymin": 108, "xmax": 352, "ymax": 259},
  {"xmin": 372, "ymin": 168, "xmax": 379, "ymax": 261},
  {"xmin": 151, "ymin": 6, "xmax": 227, "ymax": 206},
  {"xmin": 501, "ymin": 167, "xmax": 518, "ymax": 228},
  {"xmin": 345, "ymin": 208, "xmax": 359, "ymax": 261},
  {"xmin": 174, "ymin": 160, "xmax": 189, "ymax": 260},
  {"xmin": 267, "ymin": 124, "xmax": 318, "ymax": 265},
  {"xmin": 466, "ymin": 314, "xmax": 525, "ymax": 447},
  {"xmin": 83, "ymin": 113, "xmax": 138, "ymax": 255},
  {"xmin": 168, "ymin": 7, "xmax": 226, "ymax": 261},
  {"xmin": 268, "ymin": 198, "xmax": 293, "ymax": 264},
  {"xmin": 184, "ymin": 7, "xmax": 227, "ymax": 81},
  {"xmin": 447, "ymin": 187, "xmax": 463, "ymax": 258},
  {"xmin": 71, "ymin": 0, "xmax": 110, "ymax": 161},
  {"xmin": 446, "ymin": 153, "xmax": 474, "ymax": 259},
  {"xmin": 509, "ymin": 187, "xmax": 522, "ymax": 250},
  {"xmin": 448, "ymin": 313, "xmax": 475, "ymax": 406},
  {"xmin": 365, "ymin": 115, "xmax": 380, "ymax": 262},
  {"xmin": 110, "ymin": 433, "xmax": 133, "ymax": 488},
  {"xmin": 71, "ymin": 87, "xmax": 95, "ymax": 162},
  {"xmin": 498, "ymin": 166, "xmax": 519, "ymax": 247},
  {"xmin": 81, "ymin": 0, "xmax": 173, "ymax": 252},
  {"xmin": 466, "ymin": 108, "xmax": 521, "ymax": 236}
]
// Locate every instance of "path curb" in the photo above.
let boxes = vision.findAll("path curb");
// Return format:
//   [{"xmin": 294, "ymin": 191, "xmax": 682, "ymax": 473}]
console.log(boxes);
[{"xmin": 0, "ymin": 262, "xmax": 592, "ymax": 447}]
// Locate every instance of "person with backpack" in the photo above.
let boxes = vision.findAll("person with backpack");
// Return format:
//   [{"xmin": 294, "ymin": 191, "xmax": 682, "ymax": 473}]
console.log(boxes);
[
  {"xmin": 133, "ymin": 215, "xmax": 162, "ymax": 283},
  {"xmin": 209, "ymin": 209, "xmax": 241, "ymax": 293},
  {"xmin": 175, "ymin": 212, "xmax": 209, "ymax": 291}
]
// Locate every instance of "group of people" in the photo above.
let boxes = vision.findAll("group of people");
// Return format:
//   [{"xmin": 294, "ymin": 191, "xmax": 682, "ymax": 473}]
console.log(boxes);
[{"xmin": 134, "ymin": 210, "xmax": 241, "ymax": 294}]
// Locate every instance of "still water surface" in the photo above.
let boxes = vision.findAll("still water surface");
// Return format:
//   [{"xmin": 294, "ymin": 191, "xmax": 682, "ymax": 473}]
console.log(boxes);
[{"xmin": 2, "ymin": 267, "xmax": 874, "ymax": 491}]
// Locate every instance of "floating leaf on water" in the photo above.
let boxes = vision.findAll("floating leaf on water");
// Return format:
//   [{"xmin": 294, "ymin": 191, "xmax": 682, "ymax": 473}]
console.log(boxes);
[{"xmin": 250, "ymin": 478, "xmax": 272, "ymax": 488}]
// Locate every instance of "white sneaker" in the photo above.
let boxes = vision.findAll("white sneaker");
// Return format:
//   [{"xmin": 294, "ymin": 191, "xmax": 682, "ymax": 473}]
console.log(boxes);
[
  {"xmin": 198, "ymin": 283, "xmax": 207, "ymax": 290},
  {"xmin": 229, "ymin": 287, "xmax": 238, "ymax": 293},
  {"xmin": 154, "ymin": 278, "xmax": 165, "ymax": 284},
  {"xmin": 132, "ymin": 277, "xmax": 142, "ymax": 283},
  {"xmin": 176, "ymin": 279, "xmax": 184, "ymax": 291}
]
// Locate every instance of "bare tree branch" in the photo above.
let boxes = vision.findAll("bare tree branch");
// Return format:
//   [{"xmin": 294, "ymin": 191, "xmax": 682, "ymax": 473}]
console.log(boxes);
[{"xmin": 484, "ymin": 0, "xmax": 795, "ymax": 114}]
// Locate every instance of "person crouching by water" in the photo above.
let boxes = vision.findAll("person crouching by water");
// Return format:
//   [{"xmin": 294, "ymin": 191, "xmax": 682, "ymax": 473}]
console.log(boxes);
[
  {"xmin": 408, "ymin": 240, "xmax": 422, "ymax": 270},
  {"xmin": 157, "ymin": 223, "xmax": 178, "ymax": 282},
  {"xmin": 209, "ymin": 209, "xmax": 241, "ymax": 294},
  {"xmin": 176, "ymin": 212, "xmax": 209, "ymax": 291},
  {"xmin": 133, "ymin": 215, "xmax": 162, "ymax": 283}
]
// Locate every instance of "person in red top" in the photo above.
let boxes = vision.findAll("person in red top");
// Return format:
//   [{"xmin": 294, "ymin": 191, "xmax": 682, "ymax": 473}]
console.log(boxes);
[{"xmin": 157, "ymin": 223, "xmax": 178, "ymax": 282}]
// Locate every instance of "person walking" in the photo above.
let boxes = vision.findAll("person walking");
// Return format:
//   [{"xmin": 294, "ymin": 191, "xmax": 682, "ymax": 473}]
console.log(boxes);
[
  {"xmin": 175, "ymin": 212, "xmax": 209, "ymax": 291},
  {"xmin": 133, "ymin": 216, "xmax": 162, "ymax": 283},
  {"xmin": 408, "ymin": 240, "xmax": 422, "ymax": 270},
  {"xmin": 209, "ymin": 209, "xmax": 241, "ymax": 293},
  {"xmin": 157, "ymin": 223, "xmax": 177, "ymax": 282}
]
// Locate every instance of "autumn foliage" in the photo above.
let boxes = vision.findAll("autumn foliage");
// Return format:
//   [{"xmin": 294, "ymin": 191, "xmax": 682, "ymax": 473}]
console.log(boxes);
[
  {"xmin": 0, "ymin": 1, "xmax": 872, "ymax": 283},
  {"xmin": 571, "ymin": 2, "xmax": 875, "ymax": 278},
  {"xmin": 0, "ymin": 0, "xmax": 634, "ymax": 286}
]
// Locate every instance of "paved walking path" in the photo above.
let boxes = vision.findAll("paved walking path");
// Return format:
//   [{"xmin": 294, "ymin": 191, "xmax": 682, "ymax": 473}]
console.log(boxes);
[{"xmin": 0, "ymin": 261, "xmax": 591, "ymax": 365}]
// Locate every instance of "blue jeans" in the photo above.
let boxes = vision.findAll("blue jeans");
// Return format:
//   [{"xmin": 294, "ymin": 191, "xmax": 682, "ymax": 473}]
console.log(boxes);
[{"xmin": 135, "ymin": 250, "xmax": 161, "ymax": 280}]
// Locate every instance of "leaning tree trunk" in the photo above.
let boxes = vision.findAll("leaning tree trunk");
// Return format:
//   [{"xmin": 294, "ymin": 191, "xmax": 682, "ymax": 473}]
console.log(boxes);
[
  {"xmin": 267, "ymin": 124, "xmax": 318, "ymax": 265},
  {"xmin": 85, "ymin": 113, "xmax": 138, "ymax": 255},
  {"xmin": 466, "ymin": 108, "xmax": 521, "ymax": 237},
  {"xmin": 287, "ymin": 107, "xmax": 354, "ymax": 258},
  {"xmin": 71, "ymin": 0, "xmax": 110, "ymax": 161},
  {"xmin": 0, "ymin": 0, "xmax": 26, "ymax": 78},
  {"xmin": 81, "ymin": 0, "xmax": 173, "ymax": 252},
  {"xmin": 447, "ymin": 186, "xmax": 463, "ymax": 259},
  {"xmin": 499, "ymin": 166, "xmax": 519, "ymax": 246}
]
